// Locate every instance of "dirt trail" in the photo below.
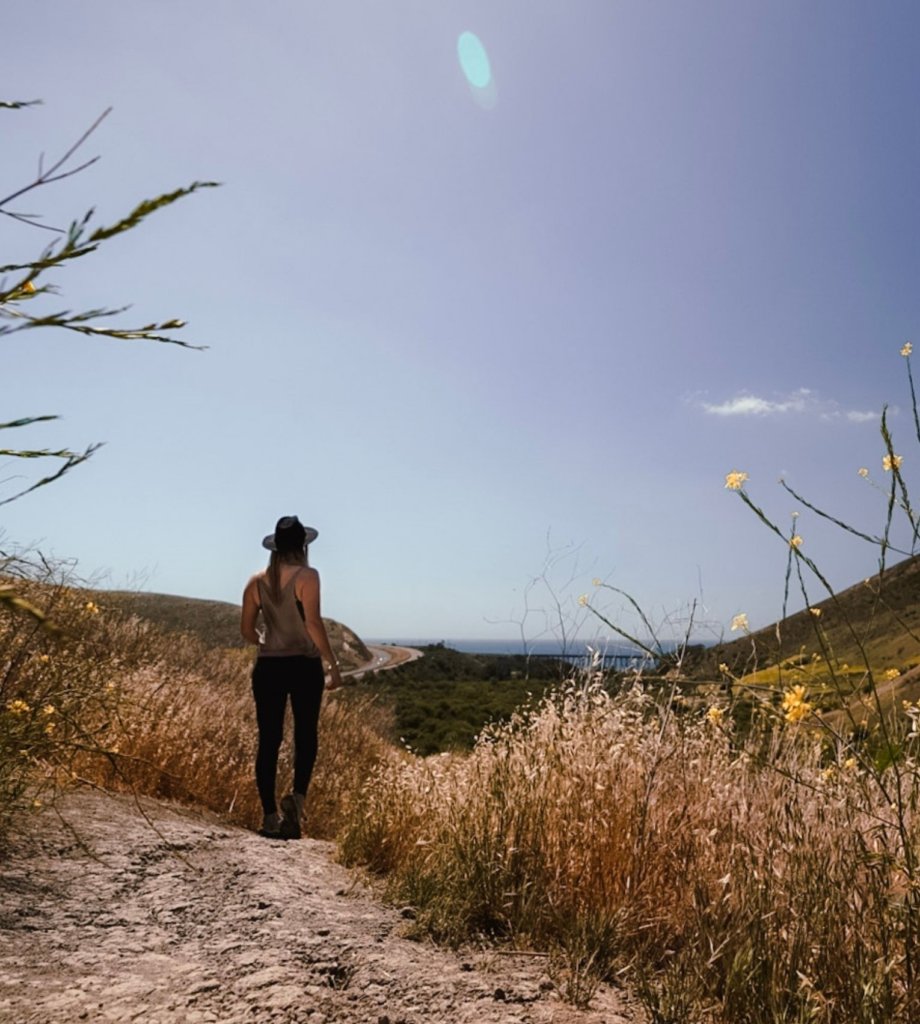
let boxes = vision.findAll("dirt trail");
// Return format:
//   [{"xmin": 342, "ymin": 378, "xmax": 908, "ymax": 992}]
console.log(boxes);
[{"xmin": 0, "ymin": 792, "xmax": 641, "ymax": 1024}]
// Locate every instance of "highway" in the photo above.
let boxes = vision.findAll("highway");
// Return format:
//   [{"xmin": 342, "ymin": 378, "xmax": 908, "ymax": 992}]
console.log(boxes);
[{"xmin": 345, "ymin": 643, "xmax": 423, "ymax": 678}]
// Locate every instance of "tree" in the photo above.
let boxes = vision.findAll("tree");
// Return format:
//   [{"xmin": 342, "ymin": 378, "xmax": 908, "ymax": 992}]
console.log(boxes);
[{"xmin": 0, "ymin": 99, "xmax": 217, "ymax": 621}]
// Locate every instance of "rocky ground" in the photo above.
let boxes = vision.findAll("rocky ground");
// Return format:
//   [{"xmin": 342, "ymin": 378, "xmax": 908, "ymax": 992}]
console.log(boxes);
[{"xmin": 0, "ymin": 791, "xmax": 642, "ymax": 1024}]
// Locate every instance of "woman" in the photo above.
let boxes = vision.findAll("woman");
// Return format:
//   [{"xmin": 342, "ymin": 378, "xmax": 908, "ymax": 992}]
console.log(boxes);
[{"xmin": 240, "ymin": 515, "xmax": 343, "ymax": 839}]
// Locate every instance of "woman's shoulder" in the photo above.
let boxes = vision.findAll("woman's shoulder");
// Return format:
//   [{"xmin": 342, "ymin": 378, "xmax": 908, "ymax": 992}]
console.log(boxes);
[
  {"xmin": 245, "ymin": 569, "xmax": 268, "ymax": 592},
  {"xmin": 294, "ymin": 565, "xmax": 319, "ymax": 588}
]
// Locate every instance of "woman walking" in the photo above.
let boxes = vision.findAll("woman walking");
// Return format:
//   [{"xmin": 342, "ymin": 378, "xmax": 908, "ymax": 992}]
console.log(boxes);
[{"xmin": 240, "ymin": 516, "xmax": 343, "ymax": 839}]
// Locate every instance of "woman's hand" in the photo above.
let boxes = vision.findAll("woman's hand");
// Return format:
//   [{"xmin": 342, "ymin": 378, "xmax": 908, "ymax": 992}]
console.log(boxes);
[{"xmin": 326, "ymin": 664, "xmax": 345, "ymax": 691}]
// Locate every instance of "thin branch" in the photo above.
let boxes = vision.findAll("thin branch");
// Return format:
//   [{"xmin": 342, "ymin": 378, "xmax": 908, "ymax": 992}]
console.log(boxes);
[
  {"xmin": 1, "ymin": 209, "xmax": 65, "ymax": 233},
  {"xmin": 0, "ymin": 415, "xmax": 59, "ymax": 430},
  {"xmin": 0, "ymin": 447, "xmax": 88, "ymax": 460},
  {"xmin": 0, "ymin": 108, "xmax": 110, "ymax": 213},
  {"xmin": 907, "ymin": 355, "xmax": 920, "ymax": 452},
  {"xmin": 779, "ymin": 478, "xmax": 906, "ymax": 554},
  {"xmin": 0, "ymin": 241, "xmax": 99, "ymax": 277},
  {"xmin": 582, "ymin": 603, "xmax": 660, "ymax": 661},
  {"xmin": 595, "ymin": 583, "xmax": 665, "ymax": 657},
  {"xmin": 0, "ymin": 443, "xmax": 102, "ymax": 508},
  {"xmin": 88, "ymin": 180, "xmax": 220, "ymax": 243},
  {"xmin": 0, "ymin": 293, "xmax": 205, "ymax": 348}
]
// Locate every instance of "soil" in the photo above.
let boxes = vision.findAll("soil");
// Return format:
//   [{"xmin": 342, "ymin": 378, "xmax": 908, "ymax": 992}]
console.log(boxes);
[{"xmin": 0, "ymin": 791, "xmax": 642, "ymax": 1024}]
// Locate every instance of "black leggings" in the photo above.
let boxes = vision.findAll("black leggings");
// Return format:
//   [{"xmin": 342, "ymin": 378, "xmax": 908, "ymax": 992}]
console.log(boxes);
[{"xmin": 251, "ymin": 655, "xmax": 325, "ymax": 814}]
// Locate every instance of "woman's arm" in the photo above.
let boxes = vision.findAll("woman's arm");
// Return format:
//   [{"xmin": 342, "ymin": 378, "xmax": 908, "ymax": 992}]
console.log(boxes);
[
  {"xmin": 240, "ymin": 576, "xmax": 262, "ymax": 646},
  {"xmin": 298, "ymin": 568, "xmax": 344, "ymax": 690}
]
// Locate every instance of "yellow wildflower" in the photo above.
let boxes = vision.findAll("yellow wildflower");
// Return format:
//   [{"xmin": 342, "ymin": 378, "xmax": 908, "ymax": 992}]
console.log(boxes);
[
  {"xmin": 857, "ymin": 467, "xmax": 869, "ymax": 478},
  {"xmin": 37, "ymin": 653, "xmax": 51, "ymax": 664},
  {"xmin": 578, "ymin": 594, "xmax": 588, "ymax": 607},
  {"xmin": 789, "ymin": 534, "xmax": 803, "ymax": 549},
  {"xmin": 882, "ymin": 454, "xmax": 903, "ymax": 472},
  {"xmin": 884, "ymin": 668, "xmax": 901, "ymax": 682},
  {"xmin": 6, "ymin": 699, "xmax": 30, "ymax": 715},
  {"xmin": 718, "ymin": 662, "xmax": 730, "ymax": 674},
  {"xmin": 42, "ymin": 704, "xmax": 55, "ymax": 716},
  {"xmin": 84, "ymin": 600, "xmax": 100, "ymax": 614},
  {"xmin": 843, "ymin": 757, "xmax": 857, "ymax": 771},
  {"xmin": 32, "ymin": 800, "xmax": 42, "ymax": 809},
  {"xmin": 781, "ymin": 684, "xmax": 812, "ymax": 724},
  {"xmin": 706, "ymin": 706, "xmax": 725, "ymax": 726},
  {"xmin": 44, "ymin": 721, "xmax": 55, "ymax": 735},
  {"xmin": 809, "ymin": 607, "xmax": 822, "ymax": 617},
  {"xmin": 821, "ymin": 767, "xmax": 835, "ymax": 782},
  {"xmin": 902, "ymin": 341, "xmax": 913, "ymax": 357},
  {"xmin": 724, "ymin": 470, "xmax": 749, "ymax": 491},
  {"xmin": 730, "ymin": 612, "xmax": 749, "ymax": 632}
]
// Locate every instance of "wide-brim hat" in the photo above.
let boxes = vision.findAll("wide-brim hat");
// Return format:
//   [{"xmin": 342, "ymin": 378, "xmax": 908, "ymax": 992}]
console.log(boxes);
[{"xmin": 262, "ymin": 515, "xmax": 319, "ymax": 551}]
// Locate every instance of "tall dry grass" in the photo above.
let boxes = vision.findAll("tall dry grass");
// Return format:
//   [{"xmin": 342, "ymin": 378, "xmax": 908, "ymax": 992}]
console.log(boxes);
[
  {"xmin": 340, "ymin": 675, "xmax": 920, "ymax": 1022},
  {"xmin": 0, "ymin": 553, "xmax": 391, "ymax": 841}
]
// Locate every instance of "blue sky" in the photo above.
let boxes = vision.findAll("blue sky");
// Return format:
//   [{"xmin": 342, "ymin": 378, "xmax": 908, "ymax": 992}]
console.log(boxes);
[{"xmin": 4, "ymin": 2, "xmax": 920, "ymax": 645}]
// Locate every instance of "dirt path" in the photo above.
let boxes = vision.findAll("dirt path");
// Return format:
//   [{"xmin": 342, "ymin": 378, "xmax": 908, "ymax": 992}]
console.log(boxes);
[{"xmin": 0, "ymin": 791, "xmax": 641, "ymax": 1024}]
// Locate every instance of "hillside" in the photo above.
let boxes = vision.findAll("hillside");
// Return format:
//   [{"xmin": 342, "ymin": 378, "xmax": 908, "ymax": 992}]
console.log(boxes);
[
  {"xmin": 686, "ymin": 552, "xmax": 920, "ymax": 681},
  {"xmin": 91, "ymin": 589, "xmax": 371, "ymax": 672}
]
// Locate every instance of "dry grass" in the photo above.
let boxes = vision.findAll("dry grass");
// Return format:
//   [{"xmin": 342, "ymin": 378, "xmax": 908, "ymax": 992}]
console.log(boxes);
[
  {"xmin": 0, "ymin": 555, "xmax": 391, "ymax": 841},
  {"xmin": 5, "ymin": 551, "xmax": 920, "ymax": 1020},
  {"xmin": 340, "ymin": 675, "xmax": 920, "ymax": 1023}
]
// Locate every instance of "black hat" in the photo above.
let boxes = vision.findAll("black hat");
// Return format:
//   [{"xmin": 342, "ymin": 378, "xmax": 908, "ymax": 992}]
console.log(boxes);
[{"xmin": 262, "ymin": 515, "xmax": 318, "ymax": 552}]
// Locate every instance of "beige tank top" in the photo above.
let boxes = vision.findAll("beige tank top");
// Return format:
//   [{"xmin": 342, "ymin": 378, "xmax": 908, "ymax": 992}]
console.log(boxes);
[{"xmin": 256, "ymin": 571, "xmax": 320, "ymax": 658}]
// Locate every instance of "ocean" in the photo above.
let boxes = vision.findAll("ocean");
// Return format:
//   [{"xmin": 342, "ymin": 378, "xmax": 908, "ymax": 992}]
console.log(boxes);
[{"xmin": 369, "ymin": 637, "xmax": 659, "ymax": 666}]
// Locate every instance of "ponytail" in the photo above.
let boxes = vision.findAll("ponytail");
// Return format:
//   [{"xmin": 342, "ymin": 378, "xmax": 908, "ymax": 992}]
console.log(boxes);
[
  {"xmin": 268, "ymin": 551, "xmax": 282, "ymax": 602},
  {"xmin": 267, "ymin": 547, "xmax": 306, "ymax": 601}
]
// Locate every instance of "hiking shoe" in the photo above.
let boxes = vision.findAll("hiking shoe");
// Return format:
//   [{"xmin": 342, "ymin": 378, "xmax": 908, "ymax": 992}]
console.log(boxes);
[
  {"xmin": 279, "ymin": 794, "xmax": 301, "ymax": 840},
  {"xmin": 259, "ymin": 812, "xmax": 284, "ymax": 839}
]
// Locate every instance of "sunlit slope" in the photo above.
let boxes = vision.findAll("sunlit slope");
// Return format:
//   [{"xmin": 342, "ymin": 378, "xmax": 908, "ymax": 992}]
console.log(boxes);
[
  {"xmin": 687, "ymin": 552, "xmax": 920, "ymax": 683},
  {"xmin": 91, "ymin": 589, "xmax": 371, "ymax": 671}
]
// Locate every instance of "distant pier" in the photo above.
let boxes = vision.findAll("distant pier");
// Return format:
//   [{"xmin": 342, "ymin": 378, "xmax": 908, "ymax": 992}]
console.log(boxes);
[{"xmin": 528, "ymin": 651, "xmax": 656, "ymax": 671}]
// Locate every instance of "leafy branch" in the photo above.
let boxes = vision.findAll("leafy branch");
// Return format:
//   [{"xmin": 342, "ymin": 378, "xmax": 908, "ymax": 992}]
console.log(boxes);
[{"xmin": 0, "ymin": 99, "xmax": 216, "ymax": 623}]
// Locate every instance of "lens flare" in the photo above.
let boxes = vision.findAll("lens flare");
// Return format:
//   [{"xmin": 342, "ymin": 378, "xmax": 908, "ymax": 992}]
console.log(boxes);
[{"xmin": 457, "ymin": 31, "xmax": 492, "ymax": 89}]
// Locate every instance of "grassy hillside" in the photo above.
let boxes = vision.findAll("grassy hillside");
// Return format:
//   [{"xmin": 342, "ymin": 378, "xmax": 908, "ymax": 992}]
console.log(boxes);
[
  {"xmin": 686, "ymin": 551, "xmax": 920, "ymax": 682},
  {"xmin": 90, "ymin": 589, "xmax": 371, "ymax": 672}
]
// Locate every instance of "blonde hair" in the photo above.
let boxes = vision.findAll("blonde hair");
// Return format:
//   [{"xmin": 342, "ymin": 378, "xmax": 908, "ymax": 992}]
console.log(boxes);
[{"xmin": 267, "ymin": 547, "xmax": 307, "ymax": 601}]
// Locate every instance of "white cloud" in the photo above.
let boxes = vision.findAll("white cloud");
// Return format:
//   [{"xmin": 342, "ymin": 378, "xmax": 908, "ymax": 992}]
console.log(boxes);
[
  {"xmin": 702, "ymin": 389, "xmax": 810, "ymax": 417},
  {"xmin": 699, "ymin": 389, "xmax": 882, "ymax": 424}
]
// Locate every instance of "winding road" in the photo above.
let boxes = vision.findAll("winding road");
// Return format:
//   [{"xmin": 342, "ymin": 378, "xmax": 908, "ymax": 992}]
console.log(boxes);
[{"xmin": 346, "ymin": 644, "xmax": 423, "ymax": 678}]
